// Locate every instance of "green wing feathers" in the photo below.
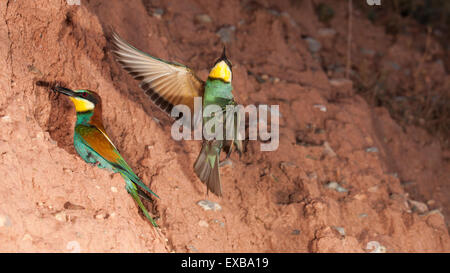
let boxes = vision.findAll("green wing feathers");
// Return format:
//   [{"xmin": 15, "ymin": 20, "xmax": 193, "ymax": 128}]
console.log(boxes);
[{"xmin": 75, "ymin": 124, "xmax": 158, "ymax": 225}]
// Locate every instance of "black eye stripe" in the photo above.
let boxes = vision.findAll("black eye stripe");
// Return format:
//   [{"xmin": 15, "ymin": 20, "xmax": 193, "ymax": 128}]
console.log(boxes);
[
  {"xmin": 225, "ymin": 59, "xmax": 232, "ymax": 70},
  {"xmin": 76, "ymin": 90, "xmax": 98, "ymax": 104}
]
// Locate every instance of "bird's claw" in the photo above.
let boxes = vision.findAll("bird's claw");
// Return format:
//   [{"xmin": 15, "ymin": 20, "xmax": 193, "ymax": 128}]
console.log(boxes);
[{"xmin": 219, "ymin": 159, "xmax": 232, "ymax": 167}]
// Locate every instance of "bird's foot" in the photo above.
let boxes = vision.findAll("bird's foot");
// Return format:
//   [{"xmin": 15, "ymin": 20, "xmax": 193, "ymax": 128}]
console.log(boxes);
[{"xmin": 219, "ymin": 158, "xmax": 232, "ymax": 167}]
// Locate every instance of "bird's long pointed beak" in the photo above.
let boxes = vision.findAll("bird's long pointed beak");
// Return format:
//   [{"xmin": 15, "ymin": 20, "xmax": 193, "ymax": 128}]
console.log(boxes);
[
  {"xmin": 221, "ymin": 46, "xmax": 227, "ymax": 60},
  {"xmin": 54, "ymin": 86, "xmax": 77, "ymax": 97}
]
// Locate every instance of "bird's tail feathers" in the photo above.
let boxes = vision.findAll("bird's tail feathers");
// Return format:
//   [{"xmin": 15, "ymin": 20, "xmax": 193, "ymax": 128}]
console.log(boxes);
[
  {"xmin": 194, "ymin": 145, "xmax": 222, "ymax": 196},
  {"xmin": 124, "ymin": 180, "xmax": 158, "ymax": 227},
  {"xmin": 117, "ymin": 165, "xmax": 159, "ymax": 199}
]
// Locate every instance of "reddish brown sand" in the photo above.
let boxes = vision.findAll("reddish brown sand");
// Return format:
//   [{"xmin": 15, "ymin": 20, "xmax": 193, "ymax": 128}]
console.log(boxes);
[{"xmin": 0, "ymin": 0, "xmax": 448, "ymax": 252}]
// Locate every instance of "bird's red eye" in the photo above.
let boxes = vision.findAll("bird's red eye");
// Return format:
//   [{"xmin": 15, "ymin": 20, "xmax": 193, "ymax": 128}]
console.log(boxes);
[{"xmin": 81, "ymin": 93, "xmax": 88, "ymax": 98}]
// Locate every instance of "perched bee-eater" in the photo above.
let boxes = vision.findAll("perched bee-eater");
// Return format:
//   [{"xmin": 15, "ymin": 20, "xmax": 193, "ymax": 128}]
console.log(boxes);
[
  {"xmin": 111, "ymin": 32, "xmax": 242, "ymax": 196},
  {"xmin": 53, "ymin": 86, "xmax": 159, "ymax": 226}
]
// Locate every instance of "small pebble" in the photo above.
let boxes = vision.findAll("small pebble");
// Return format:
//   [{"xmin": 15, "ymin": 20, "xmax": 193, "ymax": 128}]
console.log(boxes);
[
  {"xmin": 1, "ymin": 115, "xmax": 12, "ymax": 123},
  {"xmin": 354, "ymin": 193, "xmax": 366, "ymax": 201},
  {"xmin": 280, "ymin": 161, "xmax": 296, "ymax": 168},
  {"xmin": 213, "ymin": 219, "xmax": 225, "ymax": 227},
  {"xmin": 313, "ymin": 104, "xmax": 327, "ymax": 112},
  {"xmin": 198, "ymin": 220, "xmax": 209, "ymax": 227},
  {"xmin": 194, "ymin": 14, "xmax": 212, "ymax": 24},
  {"xmin": 304, "ymin": 37, "xmax": 322, "ymax": 53},
  {"xmin": 152, "ymin": 8, "xmax": 164, "ymax": 19},
  {"xmin": 332, "ymin": 226, "xmax": 346, "ymax": 236},
  {"xmin": 187, "ymin": 245, "xmax": 198, "ymax": 252},
  {"xmin": 55, "ymin": 212, "xmax": 66, "ymax": 222},
  {"xmin": 323, "ymin": 141, "xmax": 336, "ymax": 157},
  {"xmin": 197, "ymin": 200, "xmax": 222, "ymax": 211},
  {"xmin": 366, "ymin": 241, "xmax": 387, "ymax": 253},
  {"xmin": 0, "ymin": 215, "xmax": 12, "ymax": 227},
  {"xmin": 95, "ymin": 213, "xmax": 107, "ymax": 220},
  {"xmin": 389, "ymin": 172, "xmax": 398, "ymax": 178},
  {"xmin": 326, "ymin": 181, "xmax": 348, "ymax": 193},
  {"xmin": 317, "ymin": 28, "xmax": 336, "ymax": 38},
  {"xmin": 36, "ymin": 132, "xmax": 44, "ymax": 140},
  {"xmin": 307, "ymin": 172, "xmax": 318, "ymax": 180},
  {"xmin": 408, "ymin": 200, "xmax": 428, "ymax": 214},
  {"xmin": 66, "ymin": 240, "xmax": 81, "ymax": 253},
  {"xmin": 111, "ymin": 186, "xmax": 118, "ymax": 193},
  {"xmin": 291, "ymin": 229, "xmax": 301, "ymax": 235},
  {"xmin": 326, "ymin": 181, "xmax": 339, "ymax": 189},
  {"xmin": 366, "ymin": 147, "xmax": 379, "ymax": 153}
]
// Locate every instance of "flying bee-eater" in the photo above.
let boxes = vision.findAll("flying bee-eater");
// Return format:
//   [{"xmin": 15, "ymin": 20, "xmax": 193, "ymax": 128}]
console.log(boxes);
[
  {"xmin": 53, "ymin": 86, "xmax": 159, "ymax": 226},
  {"xmin": 111, "ymin": 32, "xmax": 242, "ymax": 196}
]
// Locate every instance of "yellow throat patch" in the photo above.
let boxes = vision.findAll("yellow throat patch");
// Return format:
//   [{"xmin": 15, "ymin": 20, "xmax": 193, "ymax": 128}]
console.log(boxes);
[
  {"xmin": 70, "ymin": 97, "xmax": 95, "ymax": 112},
  {"xmin": 209, "ymin": 60, "xmax": 232, "ymax": 82}
]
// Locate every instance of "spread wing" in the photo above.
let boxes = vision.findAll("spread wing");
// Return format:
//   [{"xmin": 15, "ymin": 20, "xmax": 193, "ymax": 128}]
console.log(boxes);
[{"xmin": 111, "ymin": 32, "xmax": 204, "ymax": 115}]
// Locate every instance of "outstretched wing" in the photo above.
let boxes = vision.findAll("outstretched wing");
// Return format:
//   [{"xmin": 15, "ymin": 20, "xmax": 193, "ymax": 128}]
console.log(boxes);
[{"xmin": 111, "ymin": 32, "xmax": 204, "ymax": 115}]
